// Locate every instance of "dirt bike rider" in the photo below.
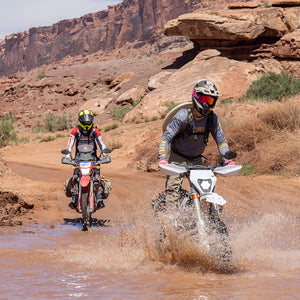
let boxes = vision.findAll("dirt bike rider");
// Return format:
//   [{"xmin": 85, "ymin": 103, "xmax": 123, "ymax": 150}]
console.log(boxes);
[
  {"xmin": 64, "ymin": 109, "xmax": 112, "ymax": 210},
  {"xmin": 158, "ymin": 79, "xmax": 235, "ymax": 210}
]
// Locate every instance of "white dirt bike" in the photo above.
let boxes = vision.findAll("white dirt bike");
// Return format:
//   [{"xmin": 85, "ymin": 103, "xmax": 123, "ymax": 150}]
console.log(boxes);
[{"xmin": 153, "ymin": 151, "xmax": 242, "ymax": 266}]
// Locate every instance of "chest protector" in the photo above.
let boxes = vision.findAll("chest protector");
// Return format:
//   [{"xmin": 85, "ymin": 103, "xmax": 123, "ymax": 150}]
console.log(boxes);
[{"xmin": 177, "ymin": 109, "xmax": 213, "ymax": 144}]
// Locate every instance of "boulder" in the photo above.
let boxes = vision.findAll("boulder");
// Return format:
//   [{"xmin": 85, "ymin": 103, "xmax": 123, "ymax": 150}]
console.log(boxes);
[
  {"xmin": 148, "ymin": 71, "xmax": 173, "ymax": 91},
  {"xmin": 269, "ymin": 0, "xmax": 300, "ymax": 6},
  {"xmin": 227, "ymin": 2, "xmax": 259, "ymax": 9},
  {"xmin": 272, "ymin": 29, "xmax": 300, "ymax": 58},
  {"xmin": 115, "ymin": 85, "xmax": 145, "ymax": 105},
  {"xmin": 123, "ymin": 50, "xmax": 259, "ymax": 123},
  {"xmin": 109, "ymin": 72, "xmax": 135, "ymax": 89},
  {"xmin": 164, "ymin": 6, "xmax": 300, "ymax": 60},
  {"xmin": 79, "ymin": 97, "xmax": 113, "ymax": 115}
]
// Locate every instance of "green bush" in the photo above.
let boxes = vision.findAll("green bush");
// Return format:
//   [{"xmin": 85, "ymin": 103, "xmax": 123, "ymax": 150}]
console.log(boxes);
[
  {"xmin": 133, "ymin": 96, "xmax": 144, "ymax": 107},
  {"xmin": 242, "ymin": 165, "xmax": 256, "ymax": 176},
  {"xmin": 43, "ymin": 112, "xmax": 74, "ymax": 132},
  {"xmin": 112, "ymin": 106, "xmax": 131, "ymax": 121},
  {"xmin": 0, "ymin": 112, "xmax": 17, "ymax": 147},
  {"xmin": 240, "ymin": 72, "xmax": 300, "ymax": 102},
  {"xmin": 36, "ymin": 66, "xmax": 46, "ymax": 81},
  {"xmin": 40, "ymin": 135, "xmax": 56, "ymax": 142},
  {"xmin": 164, "ymin": 101, "xmax": 179, "ymax": 116},
  {"xmin": 104, "ymin": 123, "xmax": 119, "ymax": 132}
]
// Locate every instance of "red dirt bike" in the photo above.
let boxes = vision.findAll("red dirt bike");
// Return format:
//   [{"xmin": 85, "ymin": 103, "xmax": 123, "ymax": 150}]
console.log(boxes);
[{"xmin": 61, "ymin": 147, "xmax": 111, "ymax": 231}]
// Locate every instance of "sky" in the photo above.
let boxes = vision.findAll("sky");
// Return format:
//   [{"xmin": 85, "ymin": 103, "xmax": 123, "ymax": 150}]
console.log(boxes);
[{"xmin": 0, "ymin": 0, "xmax": 122, "ymax": 40}]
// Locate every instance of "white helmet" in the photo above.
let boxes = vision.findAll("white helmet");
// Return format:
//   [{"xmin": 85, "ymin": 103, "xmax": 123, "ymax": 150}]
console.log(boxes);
[{"xmin": 192, "ymin": 79, "xmax": 220, "ymax": 115}]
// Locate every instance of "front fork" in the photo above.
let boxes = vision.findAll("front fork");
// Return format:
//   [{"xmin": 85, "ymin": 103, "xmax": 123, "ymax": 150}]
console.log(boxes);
[{"xmin": 191, "ymin": 187, "xmax": 210, "ymax": 250}]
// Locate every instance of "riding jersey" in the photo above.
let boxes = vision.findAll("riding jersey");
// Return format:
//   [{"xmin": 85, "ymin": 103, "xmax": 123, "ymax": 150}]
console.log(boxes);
[
  {"xmin": 66, "ymin": 127, "xmax": 106, "ymax": 156},
  {"xmin": 159, "ymin": 108, "xmax": 229, "ymax": 160}
]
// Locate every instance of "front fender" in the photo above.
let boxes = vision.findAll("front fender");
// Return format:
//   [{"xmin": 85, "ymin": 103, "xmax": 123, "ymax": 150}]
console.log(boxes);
[
  {"xmin": 200, "ymin": 193, "xmax": 226, "ymax": 206},
  {"xmin": 80, "ymin": 175, "xmax": 91, "ymax": 188}
]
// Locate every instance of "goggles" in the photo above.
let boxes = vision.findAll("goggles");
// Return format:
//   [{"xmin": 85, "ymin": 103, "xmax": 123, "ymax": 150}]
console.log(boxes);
[
  {"xmin": 198, "ymin": 95, "xmax": 215, "ymax": 106},
  {"xmin": 193, "ymin": 90, "xmax": 215, "ymax": 106},
  {"xmin": 81, "ymin": 120, "xmax": 92, "ymax": 126}
]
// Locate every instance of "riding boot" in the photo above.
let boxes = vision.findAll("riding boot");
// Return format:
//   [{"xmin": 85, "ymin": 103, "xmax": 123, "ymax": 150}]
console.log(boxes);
[
  {"xmin": 96, "ymin": 189, "xmax": 105, "ymax": 209},
  {"xmin": 69, "ymin": 194, "xmax": 78, "ymax": 210}
]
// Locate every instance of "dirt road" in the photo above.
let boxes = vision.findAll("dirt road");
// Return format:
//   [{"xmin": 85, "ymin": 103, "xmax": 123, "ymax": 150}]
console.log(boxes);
[{"xmin": 0, "ymin": 136, "xmax": 299, "ymax": 299}]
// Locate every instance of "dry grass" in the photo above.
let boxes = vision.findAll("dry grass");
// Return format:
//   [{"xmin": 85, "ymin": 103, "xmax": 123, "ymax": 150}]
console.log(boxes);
[
  {"xmin": 225, "ymin": 98, "xmax": 300, "ymax": 176},
  {"xmin": 227, "ymin": 116, "xmax": 273, "ymax": 152},
  {"xmin": 256, "ymin": 131, "xmax": 300, "ymax": 175},
  {"xmin": 130, "ymin": 98, "xmax": 300, "ymax": 176},
  {"xmin": 257, "ymin": 101, "xmax": 300, "ymax": 132}
]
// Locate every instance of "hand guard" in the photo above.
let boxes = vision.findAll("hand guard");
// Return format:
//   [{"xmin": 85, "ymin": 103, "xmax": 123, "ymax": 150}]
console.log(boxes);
[
  {"xmin": 224, "ymin": 159, "xmax": 236, "ymax": 166},
  {"xmin": 159, "ymin": 159, "xmax": 169, "ymax": 165}
]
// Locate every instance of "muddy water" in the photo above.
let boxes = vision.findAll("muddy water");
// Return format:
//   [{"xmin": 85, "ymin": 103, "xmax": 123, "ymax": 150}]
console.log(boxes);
[
  {"xmin": 1, "ymin": 213, "xmax": 298, "ymax": 299},
  {"xmin": 1, "ymin": 163, "xmax": 299, "ymax": 299}
]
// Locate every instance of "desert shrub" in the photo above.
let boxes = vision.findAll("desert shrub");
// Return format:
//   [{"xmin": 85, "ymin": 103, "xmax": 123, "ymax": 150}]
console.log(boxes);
[
  {"xmin": 256, "ymin": 131, "xmax": 300, "ymax": 176},
  {"xmin": 0, "ymin": 112, "xmax": 17, "ymax": 147},
  {"xmin": 36, "ymin": 66, "xmax": 46, "ymax": 81},
  {"xmin": 56, "ymin": 113, "xmax": 73, "ymax": 131},
  {"xmin": 239, "ymin": 72, "xmax": 300, "ymax": 102},
  {"xmin": 218, "ymin": 98, "xmax": 233, "ymax": 109},
  {"xmin": 40, "ymin": 135, "xmax": 56, "ymax": 142},
  {"xmin": 112, "ymin": 106, "xmax": 131, "ymax": 121},
  {"xmin": 241, "ymin": 165, "xmax": 256, "ymax": 176},
  {"xmin": 43, "ymin": 112, "xmax": 73, "ymax": 132},
  {"xmin": 257, "ymin": 101, "xmax": 300, "ymax": 132},
  {"xmin": 156, "ymin": 59, "xmax": 165, "ymax": 66},
  {"xmin": 106, "ymin": 139, "xmax": 123, "ymax": 150},
  {"xmin": 163, "ymin": 101, "xmax": 179, "ymax": 117},
  {"xmin": 225, "ymin": 100, "xmax": 300, "ymax": 176},
  {"xmin": 133, "ymin": 96, "xmax": 144, "ymax": 107},
  {"xmin": 226, "ymin": 116, "xmax": 273, "ymax": 152},
  {"xmin": 134, "ymin": 145, "xmax": 158, "ymax": 169},
  {"xmin": 104, "ymin": 123, "xmax": 119, "ymax": 132},
  {"xmin": 17, "ymin": 136, "xmax": 30, "ymax": 143},
  {"xmin": 32, "ymin": 121, "xmax": 44, "ymax": 133},
  {"xmin": 43, "ymin": 113, "xmax": 57, "ymax": 132},
  {"xmin": 55, "ymin": 133, "xmax": 65, "ymax": 138}
]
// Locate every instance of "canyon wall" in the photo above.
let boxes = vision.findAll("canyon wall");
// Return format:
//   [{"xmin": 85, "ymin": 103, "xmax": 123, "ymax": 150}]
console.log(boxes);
[{"xmin": 0, "ymin": 0, "xmax": 239, "ymax": 76}]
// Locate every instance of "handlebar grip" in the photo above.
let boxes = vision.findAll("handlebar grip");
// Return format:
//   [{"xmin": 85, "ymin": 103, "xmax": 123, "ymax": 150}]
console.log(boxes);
[
  {"xmin": 97, "ymin": 156, "xmax": 111, "ymax": 165},
  {"xmin": 61, "ymin": 157, "xmax": 70, "ymax": 164}
]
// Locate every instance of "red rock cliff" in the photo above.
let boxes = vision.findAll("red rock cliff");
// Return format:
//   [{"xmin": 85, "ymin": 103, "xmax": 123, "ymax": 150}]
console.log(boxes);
[{"xmin": 0, "ymin": 0, "xmax": 242, "ymax": 76}]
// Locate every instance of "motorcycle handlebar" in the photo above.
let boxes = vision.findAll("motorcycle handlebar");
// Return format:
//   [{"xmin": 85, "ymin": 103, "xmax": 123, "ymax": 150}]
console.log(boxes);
[{"xmin": 61, "ymin": 156, "xmax": 111, "ymax": 166}]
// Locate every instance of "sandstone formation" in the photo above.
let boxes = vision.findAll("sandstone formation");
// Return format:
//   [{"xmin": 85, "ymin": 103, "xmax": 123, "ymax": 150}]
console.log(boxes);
[
  {"xmin": 123, "ymin": 50, "xmax": 261, "ymax": 123},
  {"xmin": 0, "ymin": 0, "xmax": 243, "ymax": 76},
  {"xmin": 164, "ymin": 2, "xmax": 300, "ymax": 61},
  {"xmin": 148, "ymin": 71, "xmax": 173, "ymax": 90},
  {"xmin": 109, "ymin": 72, "xmax": 135, "ymax": 89},
  {"xmin": 116, "ymin": 85, "xmax": 145, "ymax": 105},
  {"xmin": 79, "ymin": 97, "xmax": 114, "ymax": 115}
]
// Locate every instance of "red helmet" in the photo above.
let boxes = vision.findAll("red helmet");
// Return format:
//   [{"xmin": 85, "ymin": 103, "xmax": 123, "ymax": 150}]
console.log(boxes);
[{"xmin": 192, "ymin": 79, "xmax": 220, "ymax": 115}]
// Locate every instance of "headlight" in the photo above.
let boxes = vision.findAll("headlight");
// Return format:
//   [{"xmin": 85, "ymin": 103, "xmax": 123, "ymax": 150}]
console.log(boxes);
[
  {"xmin": 79, "ymin": 161, "xmax": 92, "ymax": 176},
  {"xmin": 197, "ymin": 179, "xmax": 212, "ymax": 193}
]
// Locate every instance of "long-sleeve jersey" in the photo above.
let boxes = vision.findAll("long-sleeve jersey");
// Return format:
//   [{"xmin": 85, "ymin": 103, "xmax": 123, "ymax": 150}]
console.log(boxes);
[
  {"xmin": 159, "ymin": 108, "xmax": 229, "ymax": 160},
  {"xmin": 66, "ymin": 127, "xmax": 106, "ymax": 156}
]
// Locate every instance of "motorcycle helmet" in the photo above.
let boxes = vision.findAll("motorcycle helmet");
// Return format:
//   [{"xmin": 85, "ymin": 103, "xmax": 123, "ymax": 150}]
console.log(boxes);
[
  {"xmin": 192, "ymin": 79, "xmax": 220, "ymax": 115},
  {"xmin": 78, "ymin": 110, "xmax": 94, "ymax": 134}
]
